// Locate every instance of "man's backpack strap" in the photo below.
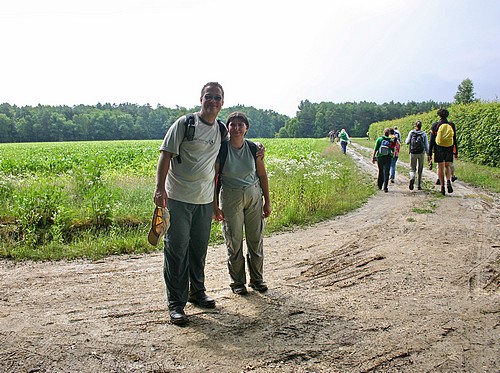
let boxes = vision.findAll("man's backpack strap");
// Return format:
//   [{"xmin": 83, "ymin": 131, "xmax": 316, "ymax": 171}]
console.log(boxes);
[
  {"xmin": 184, "ymin": 114, "xmax": 196, "ymax": 141},
  {"xmin": 177, "ymin": 114, "xmax": 227, "ymax": 163},
  {"xmin": 184, "ymin": 114, "xmax": 227, "ymax": 140}
]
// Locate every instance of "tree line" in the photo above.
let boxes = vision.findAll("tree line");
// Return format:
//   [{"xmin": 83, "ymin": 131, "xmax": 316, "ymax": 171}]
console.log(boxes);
[
  {"xmin": 276, "ymin": 99, "xmax": 449, "ymax": 138},
  {"xmin": 0, "ymin": 100, "xmax": 448, "ymax": 143}
]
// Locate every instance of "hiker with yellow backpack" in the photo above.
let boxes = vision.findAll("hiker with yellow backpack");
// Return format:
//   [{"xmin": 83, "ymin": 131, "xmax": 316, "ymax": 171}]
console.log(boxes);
[{"xmin": 428, "ymin": 108, "xmax": 458, "ymax": 195}]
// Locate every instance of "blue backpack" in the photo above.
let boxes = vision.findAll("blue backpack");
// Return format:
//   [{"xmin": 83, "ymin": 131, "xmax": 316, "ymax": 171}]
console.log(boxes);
[{"xmin": 378, "ymin": 138, "xmax": 391, "ymax": 156}]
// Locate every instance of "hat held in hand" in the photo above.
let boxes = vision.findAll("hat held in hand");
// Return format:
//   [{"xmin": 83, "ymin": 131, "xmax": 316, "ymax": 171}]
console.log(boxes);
[{"xmin": 148, "ymin": 206, "xmax": 170, "ymax": 246}]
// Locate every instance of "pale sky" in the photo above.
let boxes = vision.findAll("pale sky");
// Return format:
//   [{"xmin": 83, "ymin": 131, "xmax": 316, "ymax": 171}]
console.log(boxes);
[{"xmin": 1, "ymin": 0, "xmax": 499, "ymax": 117}]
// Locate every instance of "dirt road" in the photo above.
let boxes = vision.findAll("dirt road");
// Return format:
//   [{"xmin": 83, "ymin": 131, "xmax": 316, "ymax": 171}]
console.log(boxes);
[{"xmin": 1, "ymin": 144, "xmax": 499, "ymax": 372}]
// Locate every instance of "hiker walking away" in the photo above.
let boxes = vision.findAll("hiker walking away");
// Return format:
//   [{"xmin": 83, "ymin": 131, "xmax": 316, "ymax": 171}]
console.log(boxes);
[
  {"xmin": 372, "ymin": 128, "xmax": 395, "ymax": 192},
  {"xmin": 339, "ymin": 128, "xmax": 350, "ymax": 154},
  {"xmin": 214, "ymin": 112, "xmax": 272, "ymax": 296},
  {"xmin": 154, "ymin": 82, "xmax": 228, "ymax": 326},
  {"xmin": 393, "ymin": 126, "xmax": 402, "ymax": 142},
  {"xmin": 405, "ymin": 120, "xmax": 429, "ymax": 190},
  {"xmin": 328, "ymin": 130, "xmax": 336, "ymax": 143},
  {"xmin": 389, "ymin": 128, "xmax": 401, "ymax": 183},
  {"xmin": 428, "ymin": 108, "xmax": 458, "ymax": 195}
]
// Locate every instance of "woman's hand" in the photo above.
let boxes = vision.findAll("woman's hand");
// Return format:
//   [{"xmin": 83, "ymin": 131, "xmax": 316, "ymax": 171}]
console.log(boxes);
[{"xmin": 262, "ymin": 202, "xmax": 272, "ymax": 218}]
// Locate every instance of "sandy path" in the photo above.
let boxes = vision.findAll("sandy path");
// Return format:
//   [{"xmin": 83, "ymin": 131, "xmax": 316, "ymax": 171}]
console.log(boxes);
[{"xmin": 1, "ymin": 143, "xmax": 498, "ymax": 372}]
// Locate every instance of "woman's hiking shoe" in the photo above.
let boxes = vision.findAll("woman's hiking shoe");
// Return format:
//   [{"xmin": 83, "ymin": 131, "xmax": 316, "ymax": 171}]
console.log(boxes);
[
  {"xmin": 441, "ymin": 186, "xmax": 446, "ymax": 196},
  {"xmin": 409, "ymin": 179, "xmax": 414, "ymax": 190},
  {"xmin": 249, "ymin": 282, "xmax": 268, "ymax": 292},
  {"xmin": 231, "ymin": 285, "xmax": 248, "ymax": 295},
  {"xmin": 451, "ymin": 175, "xmax": 458, "ymax": 182},
  {"xmin": 447, "ymin": 181, "xmax": 453, "ymax": 193},
  {"xmin": 436, "ymin": 178, "xmax": 441, "ymax": 185}
]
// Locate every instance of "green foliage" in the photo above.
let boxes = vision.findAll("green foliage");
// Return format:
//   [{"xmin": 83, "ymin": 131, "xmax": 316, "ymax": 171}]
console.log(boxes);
[
  {"xmin": 0, "ymin": 140, "xmax": 159, "ymax": 176},
  {"xmin": 451, "ymin": 103, "xmax": 500, "ymax": 167},
  {"xmin": 13, "ymin": 177, "xmax": 70, "ymax": 248},
  {"xmin": 450, "ymin": 159, "xmax": 500, "ymax": 193}
]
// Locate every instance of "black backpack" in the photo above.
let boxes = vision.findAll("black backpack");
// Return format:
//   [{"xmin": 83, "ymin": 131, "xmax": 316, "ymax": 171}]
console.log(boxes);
[
  {"xmin": 176, "ymin": 114, "xmax": 228, "ymax": 164},
  {"xmin": 184, "ymin": 113, "xmax": 228, "ymax": 141},
  {"xmin": 410, "ymin": 132, "xmax": 424, "ymax": 154}
]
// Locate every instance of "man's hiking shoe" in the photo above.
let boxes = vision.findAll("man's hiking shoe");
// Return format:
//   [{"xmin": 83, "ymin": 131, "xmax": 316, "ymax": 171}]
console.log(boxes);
[
  {"xmin": 441, "ymin": 186, "xmax": 446, "ymax": 196},
  {"xmin": 384, "ymin": 188, "xmax": 388, "ymax": 193},
  {"xmin": 436, "ymin": 179, "xmax": 441, "ymax": 185},
  {"xmin": 169, "ymin": 309, "xmax": 188, "ymax": 326},
  {"xmin": 188, "ymin": 292, "xmax": 216, "ymax": 308},
  {"xmin": 390, "ymin": 178, "xmax": 395, "ymax": 183},
  {"xmin": 417, "ymin": 186, "xmax": 422, "ymax": 190},
  {"xmin": 451, "ymin": 175, "xmax": 458, "ymax": 182},
  {"xmin": 409, "ymin": 179, "xmax": 414, "ymax": 190},
  {"xmin": 447, "ymin": 181, "xmax": 453, "ymax": 193}
]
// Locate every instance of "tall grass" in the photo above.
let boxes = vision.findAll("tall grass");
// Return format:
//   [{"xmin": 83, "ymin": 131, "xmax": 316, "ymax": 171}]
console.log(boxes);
[{"xmin": 0, "ymin": 139, "xmax": 373, "ymax": 261}]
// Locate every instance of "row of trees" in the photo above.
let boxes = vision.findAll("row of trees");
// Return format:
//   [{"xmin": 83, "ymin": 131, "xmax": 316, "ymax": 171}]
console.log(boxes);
[
  {"xmin": 4, "ymin": 79, "xmax": 480, "ymax": 142},
  {"xmin": 277, "ymin": 99, "xmax": 450, "ymax": 138},
  {"xmin": 0, "ymin": 99, "xmax": 450, "ymax": 143},
  {"xmin": 0, "ymin": 103, "xmax": 289, "ymax": 143}
]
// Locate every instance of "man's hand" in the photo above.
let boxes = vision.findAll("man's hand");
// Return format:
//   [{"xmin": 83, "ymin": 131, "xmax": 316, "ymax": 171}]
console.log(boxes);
[
  {"xmin": 154, "ymin": 189, "xmax": 168, "ymax": 208},
  {"xmin": 255, "ymin": 142, "xmax": 265, "ymax": 159},
  {"xmin": 213, "ymin": 206, "xmax": 224, "ymax": 222}
]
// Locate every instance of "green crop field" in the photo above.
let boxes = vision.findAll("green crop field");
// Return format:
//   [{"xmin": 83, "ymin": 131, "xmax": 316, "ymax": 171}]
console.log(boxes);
[{"xmin": 0, "ymin": 139, "xmax": 374, "ymax": 261}]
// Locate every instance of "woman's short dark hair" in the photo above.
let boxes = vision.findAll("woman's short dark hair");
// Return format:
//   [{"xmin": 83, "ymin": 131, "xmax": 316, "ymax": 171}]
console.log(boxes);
[
  {"xmin": 415, "ymin": 120, "xmax": 422, "ymax": 129},
  {"xmin": 226, "ymin": 111, "xmax": 249, "ymax": 128}
]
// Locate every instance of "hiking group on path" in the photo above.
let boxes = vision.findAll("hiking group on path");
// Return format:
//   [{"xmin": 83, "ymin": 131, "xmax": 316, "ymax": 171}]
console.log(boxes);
[{"xmin": 367, "ymin": 108, "xmax": 458, "ymax": 195}]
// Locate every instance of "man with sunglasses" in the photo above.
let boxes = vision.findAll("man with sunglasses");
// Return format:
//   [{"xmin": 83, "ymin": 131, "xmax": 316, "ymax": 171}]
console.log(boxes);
[{"xmin": 154, "ymin": 82, "xmax": 227, "ymax": 325}]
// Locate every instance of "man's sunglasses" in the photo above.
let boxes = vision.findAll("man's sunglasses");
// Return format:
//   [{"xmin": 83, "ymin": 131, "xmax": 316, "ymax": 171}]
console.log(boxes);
[{"xmin": 203, "ymin": 94, "xmax": 222, "ymax": 102}]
